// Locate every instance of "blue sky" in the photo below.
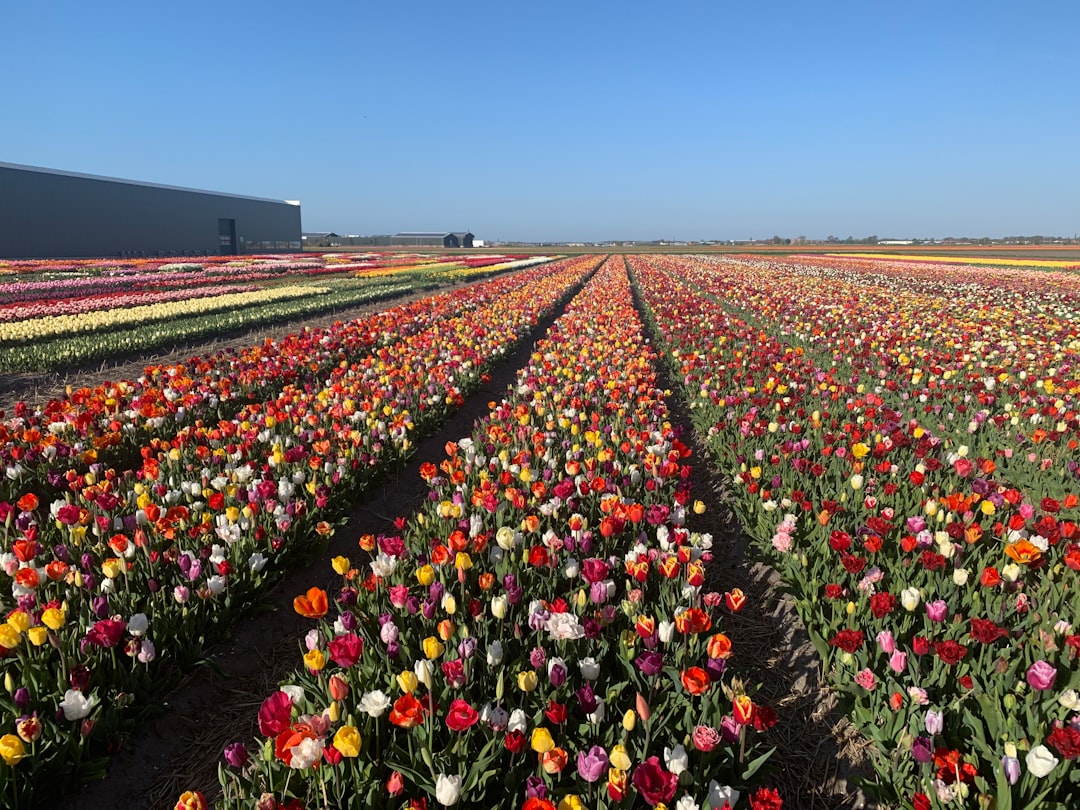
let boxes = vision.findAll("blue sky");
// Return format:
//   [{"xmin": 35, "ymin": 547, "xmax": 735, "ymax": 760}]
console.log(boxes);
[{"xmin": 3, "ymin": 1, "xmax": 1078, "ymax": 242}]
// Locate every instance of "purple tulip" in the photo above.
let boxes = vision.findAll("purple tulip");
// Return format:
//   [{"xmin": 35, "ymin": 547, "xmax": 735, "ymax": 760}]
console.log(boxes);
[
  {"xmin": 457, "ymin": 637, "xmax": 477, "ymax": 660},
  {"xmin": 634, "ymin": 651, "xmax": 664, "ymax": 677},
  {"xmin": 547, "ymin": 660, "xmax": 567, "ymax": 686},
  {"xmin": 576, "ymin": 683, "xmax": 599, "ymax": 713},
  {"xmin": 525, "ymin": 776, "xmax": 546, "ymax": 799},
  {"xmin": 1002, "ymin": 755, "xmax": 1020, "ymax": 785},
  {"xmin": 705, "ymin": 657, "xmax": 727, "ymax": 681},
  {"xmin": 912, "ymin": 736, "xmax": 933, "ymax": 763},
  {"xmin": 576, "ymin": 745, "xmax": 609, "ymax": 782},
  {"xmin": 223, "ymin": 742, "xmax": 249, "ymax": 768},
  {"xmin": 925, "ymin": 600, "xmax": 947, "ymax": 623},
  {"xmin": 720, "ymin": 715, "xmax": 739, "ymax": 743},
  {"xmin": 91, "ymin": 596, "xmax": 109, "ymax": 619}
]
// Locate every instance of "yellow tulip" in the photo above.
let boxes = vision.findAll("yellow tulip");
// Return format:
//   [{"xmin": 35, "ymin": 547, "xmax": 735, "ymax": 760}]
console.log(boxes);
[
  {"xmin": 27, "ymin": 626, "xmax": 48, "ymax": 646},
  {"xmin": 7, "ymin": 611, "xmax": 31, "ymax": 634},
  {"xmin": 0, "ymin": 734, "xmax": 25, "ymax": 766},
  {"xmin": 422, "ymin": 636, "xmax": 445, "ymax": 659},
  {"xmin": 530, "ymin": 727, "xmax": 555, "ymax": 753},
  {"xmin": 331, "ymin": 556, "xmax": 350, "ymax": 575},
  {"xmin": 333, "ymin": 725, "xmax": 361, "ymax": 757},
  {"xmin": 41, "ymin": 607, "xmax": 65, "ymax": 630},
  {"xmin": 397, "ymin": 670, "xmax": 418, "ymax": 693},
  {"xmin": 609, "ymin": 744, "xmax": 631, "ymax": 771},
  {"xmin": 517, "ymin": 670, "xmax": 538, "ymax": 692},
  {"xmin": 0, "ymin": 625, "xmax": 21, "ymax": 649}
]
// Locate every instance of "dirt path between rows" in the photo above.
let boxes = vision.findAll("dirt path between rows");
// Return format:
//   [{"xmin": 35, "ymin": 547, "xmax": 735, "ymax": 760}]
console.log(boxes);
[{"xmin": 49, "ymin": 272, "xmax": 870, "ymax": 810}]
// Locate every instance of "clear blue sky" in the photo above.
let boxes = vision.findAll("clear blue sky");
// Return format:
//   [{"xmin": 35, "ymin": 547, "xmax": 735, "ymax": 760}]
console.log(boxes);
[{"xmin": 3, "ymin": 1, "xmax": 1077, "ymax": 242}]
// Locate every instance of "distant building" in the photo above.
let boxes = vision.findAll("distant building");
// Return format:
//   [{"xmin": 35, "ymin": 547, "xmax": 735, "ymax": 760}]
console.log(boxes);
[
  {"xmin": 302, "ymin": 232, "xmax": 342, "ymax": 246},
  {"xmin": 393, "ymin": 232, "xmax": 474, "ymax": 248},
  {"xmin": 0, "ymin": 161, "xmax": 302, "ymax": 259}
]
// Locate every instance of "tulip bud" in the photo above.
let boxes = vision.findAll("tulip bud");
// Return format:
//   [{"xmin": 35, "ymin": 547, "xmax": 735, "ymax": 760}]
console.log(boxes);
[
  {"xmin": 622, "ymin": 710, "xmax": 636, "ymax": 731},
  {"xmin": 635, "ymin": 692, "xmax": 651, "ymax": 723},
  {"xmin": 329, "ymin": 674, "xmax": 349, "ymax": 701}
]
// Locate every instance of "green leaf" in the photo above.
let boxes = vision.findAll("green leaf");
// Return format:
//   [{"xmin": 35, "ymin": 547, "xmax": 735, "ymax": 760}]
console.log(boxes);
[{"xmin": 740, "ymin": 745, "xmax": 776, "ymax": 781}]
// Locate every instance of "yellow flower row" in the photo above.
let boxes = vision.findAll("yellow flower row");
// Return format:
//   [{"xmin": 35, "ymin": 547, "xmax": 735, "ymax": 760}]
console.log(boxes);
[
  {"xmin": 440, "ymin": 257, "xmax": 559, "ymax": 280},
  {"xmin": 830, "ymin": 252, "xmax": 1080, "ymax": 269},
  {"xmin": 0, "ymin": 284, "xmax": 329, "ymax": 344}
]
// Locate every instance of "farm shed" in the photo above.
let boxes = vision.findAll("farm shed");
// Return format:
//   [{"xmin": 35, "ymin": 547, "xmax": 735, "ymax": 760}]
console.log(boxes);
[
  {"xmin": 0, "ymin": 161, "xmax": 303, "ymax": 259},
  {"xmin": 392, "ymin": 231, "xmax": 474, "ymax": 248}
]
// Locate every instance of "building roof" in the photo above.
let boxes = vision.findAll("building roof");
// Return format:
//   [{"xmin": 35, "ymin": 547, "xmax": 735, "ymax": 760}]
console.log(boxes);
[
  {"xmin": 394, "ymin": 232, "xmax": 452, "ymax": 237},
  {"xmin": 0, "ymin": 161, "xmax": 298, "ymax": 206}
]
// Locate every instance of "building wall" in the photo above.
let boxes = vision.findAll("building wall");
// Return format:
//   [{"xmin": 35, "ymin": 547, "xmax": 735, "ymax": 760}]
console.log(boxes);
[
  {"xmin": 391, "ymin": 235, "xmax": 450, "ymax": 248},
  {"xmin": 0, "ymin": 163, "xmax": 302, "ymax": 259}
]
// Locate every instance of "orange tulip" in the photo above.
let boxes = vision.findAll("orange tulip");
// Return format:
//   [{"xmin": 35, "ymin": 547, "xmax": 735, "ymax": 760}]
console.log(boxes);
[
  {"xmin": 707, "ymin": 633, "xmax": 733, "ymax": 660},
  {"xmin": 293, "ymin": 587, "xmax": 328, "ymax": 618},
  {"xmin": 681, "ymin": 667, "xmax": 710, "ymax": 696}
]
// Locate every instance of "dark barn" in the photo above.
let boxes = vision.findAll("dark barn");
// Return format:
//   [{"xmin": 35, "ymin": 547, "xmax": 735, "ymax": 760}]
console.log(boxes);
[
  {"xmin": 0, "ymin": 162, "xmax": 303, "ymax": 259},
  {"xmin": 392, "ymin": 231, "xmax": 474, "ymax": 248}
]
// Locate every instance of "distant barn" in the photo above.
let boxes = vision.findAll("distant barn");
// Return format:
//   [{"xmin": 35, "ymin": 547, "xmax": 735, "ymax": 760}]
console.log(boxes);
[
  {"xmin": 393, "ymin": 232, "xmax": 474, "ymax": 248},
  {"xmin": 0, "ymin": 161, "xmax": 302, "ymax": 259}
]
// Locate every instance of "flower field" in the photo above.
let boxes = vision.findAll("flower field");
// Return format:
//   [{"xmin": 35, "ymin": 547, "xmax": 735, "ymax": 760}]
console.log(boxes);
[
  {"xmin": 629, "ymin": 254, "xmax": 1079, "ymax": 808},
  {"xmin": 212, "ymin": 256, "xmax": 779, "ymax": 810},
  {"xmin": 0, "ymin": 253, "xmax": 538, "ymax": 373},
  {"xmin": 2, "ymin": 249, "xmax": 1077, "ymax": 809},
  {"xmin": 0, "ymin": 254, "xmax": 598, "ymax": 806}
]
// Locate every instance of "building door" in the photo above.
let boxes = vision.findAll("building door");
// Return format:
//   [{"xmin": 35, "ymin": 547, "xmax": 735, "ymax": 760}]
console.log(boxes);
[{"xmin": 218, "ymin": 218, "xmax": 237, "ymax": 255}]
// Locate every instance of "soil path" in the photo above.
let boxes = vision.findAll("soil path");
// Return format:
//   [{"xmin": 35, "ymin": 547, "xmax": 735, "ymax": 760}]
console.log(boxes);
[{"xmin": 50, "ymin": 268, "xmax": 869, "ymax": 809}]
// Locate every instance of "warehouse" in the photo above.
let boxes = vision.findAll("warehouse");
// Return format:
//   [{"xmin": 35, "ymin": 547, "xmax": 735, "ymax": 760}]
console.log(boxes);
[
  {"xmin": 0, "ymin": 161, "xmax": 303, "ymax": 259},
  {"xmin": 392, "ymin": 231, "xmax": 474, "ymax": 248}
]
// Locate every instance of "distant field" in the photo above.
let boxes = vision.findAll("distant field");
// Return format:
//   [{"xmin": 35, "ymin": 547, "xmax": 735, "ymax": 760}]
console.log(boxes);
[{"xmin": 309, "ymin": 243, "xmax": 1080, "ymax": 260}]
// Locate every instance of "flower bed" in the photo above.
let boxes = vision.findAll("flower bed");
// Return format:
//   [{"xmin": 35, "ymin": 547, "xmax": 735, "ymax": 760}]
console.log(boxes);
[
  {"xmin": 630, "ymin": 254, "xmax": 1080, "ymax": 808},
  {"xmin": 212, "ymin": 257, "xmax": 781, "ymax": 810},
  {"xmin": 0, "ymin": 260, "xmax": 580, "ymax": 502},
  {"xmin": 0, "ymin": 256, "xmax": 601, "ymax": 805}
]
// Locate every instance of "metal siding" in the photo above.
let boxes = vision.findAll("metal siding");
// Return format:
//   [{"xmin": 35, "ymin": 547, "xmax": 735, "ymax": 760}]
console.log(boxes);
[{"xmin": 0, "ymin": 165, "xmax": 302, "ymax": 258}]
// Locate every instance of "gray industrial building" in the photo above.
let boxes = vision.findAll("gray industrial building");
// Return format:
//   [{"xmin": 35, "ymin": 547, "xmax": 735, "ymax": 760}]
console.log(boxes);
[
  {"xmin": 392, "ymin": 231, "xmax": 474, "ymax": 248},
  {"xmin": 0, "ymin": 162, "xmax": 303, "ymax": 259}
]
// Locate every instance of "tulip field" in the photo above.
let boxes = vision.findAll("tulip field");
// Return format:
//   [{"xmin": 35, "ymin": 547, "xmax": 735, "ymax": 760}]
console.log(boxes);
[
  {"xmin": 0, "ymin": 250, "xmax": 1078, "ymax": 809},
  {"xmin": 0, "ymin": 252, "xmax": 546, "ymax": 373}
]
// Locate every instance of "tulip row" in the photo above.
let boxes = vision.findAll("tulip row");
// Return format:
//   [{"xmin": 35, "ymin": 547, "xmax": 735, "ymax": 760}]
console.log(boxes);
[
  {"xmin": 0, "ymin": 285, "xmax": 332, "ymax": 345},
  {"xmin": 0, "ymin": 284, "xmax": 261, "ymax": 324},
  {"xmin": 824, "ymin": 253, "xmax": 1080, "ymax": 270},
  {"xmin": 629, "ymin": 254, "xmax": 1080, "ymax": 809},
  {"xmin": 0, "ymin": 256, "xmax": 601, "ymax": 805},
  {"xmin": 0, "ymin": 260, "xmax": 589, "ymax": 502},
  {"xmin": 0, "ymin": 264, "xmax": 584, "ymax": 501},
  {"xmin": 0, "ymin": 263, "xmax": 321, "ymax": 305},
  {"xmin": 0, "ymin": 279, "xmax": 425, "ymax": 374},
  {"xmin": 0, "ymin": 252, "xmax": 500, "ymax": 305},
  {"xmin": 788, "ymin": 253, "xmax": 1080, "ymax": 299},
  {"xmin": 211, "ymin": 257, "xmax": 781, "ymax": 810}
]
